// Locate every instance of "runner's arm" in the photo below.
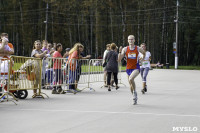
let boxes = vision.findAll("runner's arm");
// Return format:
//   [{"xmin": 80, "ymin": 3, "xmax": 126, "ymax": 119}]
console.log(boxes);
[{"xmin": 118, "ymin": 46, "xmax": 125, "ymax": 62}]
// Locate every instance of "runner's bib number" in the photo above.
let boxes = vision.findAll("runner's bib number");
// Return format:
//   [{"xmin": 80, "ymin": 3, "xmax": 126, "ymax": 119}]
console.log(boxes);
[
  {"xmin": 142, "ymin": 61, "xmax": 149, "ymax": 66},
  {"xmin": 128, "ymin": 53, "xmax": 136, "ymax": 59}
]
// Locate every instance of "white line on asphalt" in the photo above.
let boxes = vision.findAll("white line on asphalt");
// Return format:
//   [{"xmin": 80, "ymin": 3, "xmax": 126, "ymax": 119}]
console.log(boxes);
[{"xmin": 5, "ymin": 108, "xmax": 200, "ymax": 118}]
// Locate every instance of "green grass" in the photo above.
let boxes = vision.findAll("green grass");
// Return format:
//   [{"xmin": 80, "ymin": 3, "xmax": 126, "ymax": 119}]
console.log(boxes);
[
  {"xmin": 168, "ymin": 66, "xmax": 200, "ymax": 70},
  {"xmin": 12, "ymin": 63, "xmax": 23, "ymax": 70},
  {"xmin": 81, "ymin": 65, "xmax": 103, "ymax": 72},
  {"xmin": 12, "ymin": 62, "xmax": 200, "ymax": 73},
  {"xmin": 81, "ymin": 65, "xmax": 127, "ymax": 72}
]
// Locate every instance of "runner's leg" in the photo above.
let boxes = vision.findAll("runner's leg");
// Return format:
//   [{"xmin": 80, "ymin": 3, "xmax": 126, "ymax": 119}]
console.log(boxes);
[
  {"xmin": 143, "ymin": 67, "xmax": 149, "ymax": 92},
  {"xmin": 128, "ymin": 70, "xmax": 139, "ymax": 104}
]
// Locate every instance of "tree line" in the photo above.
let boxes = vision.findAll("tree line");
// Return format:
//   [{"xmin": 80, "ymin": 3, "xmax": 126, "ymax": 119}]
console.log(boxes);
[{"xmin": 0, "ymin": 0, "xmax": 200, "ymax": 65}]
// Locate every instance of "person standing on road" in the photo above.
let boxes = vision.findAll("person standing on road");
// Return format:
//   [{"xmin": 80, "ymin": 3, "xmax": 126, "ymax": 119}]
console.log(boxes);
[
  {"xmin": 68, "ymin": 43, "xmax": 91, "ymax": 93},
  {"xmin": 52, "ymin": 43, "xmax": 65, "ymax": 94},
  {"xmin": 118, "ymin": 35, "xmax": 145, "ymax": 105},
  {"xmin": 139, "ymin": 43, "xmax": 151, "ymax": 94},
  {"xmin": 105, "ymin": 43, "xmax": 119, "ymax": 91},
  {"xmin": 31, "ymin": 40, "xmax": 48, "ymax": 95},
  {"xmin": 103, "ymin": 44, "xmax": 111, "ymax": 87}
]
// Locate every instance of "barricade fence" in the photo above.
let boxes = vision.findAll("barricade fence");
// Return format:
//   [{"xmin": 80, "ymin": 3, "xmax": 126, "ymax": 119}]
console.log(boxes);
[
  {"xmin": 9, "ymin": 56, "xmax": 42, "ymax": 89},
  {"xmin": 44, "ymin": 58, "xmax": 123, "ymax": 92},
  {"xmin": 44, "ymin": 57, "xmax": 91, "ymax": 91},
  {"xmin": 0, "ymin": 56, "xmax": 48, "ymax": 101},
  {"xmin": 1, "ymin": 56, "xmax": 124, "ymax": 101},
  {"xmin": 117, "ymin": 62, "xmax": 126, "ymax": 87}
]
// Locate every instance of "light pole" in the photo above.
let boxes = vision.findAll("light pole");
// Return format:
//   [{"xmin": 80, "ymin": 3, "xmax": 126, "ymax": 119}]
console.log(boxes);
[
  {"xmin": 175, "ymin": 0, "xmax": 179, "ymax": 69},
  {"xmin": 44, "ymin": 3, "xmax": 48, "ymax": 41}
]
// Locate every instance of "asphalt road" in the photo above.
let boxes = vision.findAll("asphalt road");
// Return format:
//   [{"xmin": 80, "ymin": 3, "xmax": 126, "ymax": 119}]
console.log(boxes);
[{"xmin": 1, "ymin": 69, "xmax": 200, "ymax": 133}]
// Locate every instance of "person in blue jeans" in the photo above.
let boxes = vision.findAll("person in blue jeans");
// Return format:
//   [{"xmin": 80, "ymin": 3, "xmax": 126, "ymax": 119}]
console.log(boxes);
[{"xmin": 67, "ymin": 43, "xmax": 91, "ymax": 93}]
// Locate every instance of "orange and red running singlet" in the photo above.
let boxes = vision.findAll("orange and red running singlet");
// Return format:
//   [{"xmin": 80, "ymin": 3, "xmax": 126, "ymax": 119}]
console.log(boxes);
[{"xmin": 125, "ymin": 46, "xmax": 140, "ymax": 75}]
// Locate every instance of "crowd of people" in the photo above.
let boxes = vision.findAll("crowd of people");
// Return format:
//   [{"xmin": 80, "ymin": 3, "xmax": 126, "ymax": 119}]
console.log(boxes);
[{"xmin": 0, "ymin": 32, "xmax": 152, "ymax": 105}]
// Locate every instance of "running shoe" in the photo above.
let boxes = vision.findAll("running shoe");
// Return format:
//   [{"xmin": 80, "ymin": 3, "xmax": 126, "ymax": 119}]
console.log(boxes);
[
  {"xmin": 141, "ymin": 89, "xmax": 145, "ymax": 94},
  {"xmin": 144, "ymin": 85, "xmax": 147, "ymax": 92},
  {"xmin": 116, "ymin": 86, "xmax": 119, "ymax": 90},
  {"xmin": 108, "ymin": 87, "xmax": 111, "ymax": 91},
  {"xmin": 60, "ymin": 90, "xmax": 66, "ymax": 94},
  {"xmin": 52, "ymin": 90, "xmax": 59, "ymax": 94},
  {"xmin": 57, "ymin": 88, "xmax": 62, "ymax": 93},
  {"xmin": 133, "ymin": 91, "xmax": 138, "ymax": 105},
  {"xmin": 133, "ymin": 98, "xmax": 137, "ymax": 105}
]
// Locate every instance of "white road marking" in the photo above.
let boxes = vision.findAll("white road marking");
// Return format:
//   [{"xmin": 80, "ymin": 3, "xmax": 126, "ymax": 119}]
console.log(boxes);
[{"xmin": 4, "ymin": 108, "xmax": 200, "ymax": 118}]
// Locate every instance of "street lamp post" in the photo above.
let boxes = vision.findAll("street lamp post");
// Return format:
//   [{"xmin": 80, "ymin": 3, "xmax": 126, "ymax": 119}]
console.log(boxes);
[
  {"xmin": 175, "ymin": 0, "xmax": 179, "ymax": 69},
  {"xmin": 44, "ymin": 3, "xmax": 48, "ymax": 41}
]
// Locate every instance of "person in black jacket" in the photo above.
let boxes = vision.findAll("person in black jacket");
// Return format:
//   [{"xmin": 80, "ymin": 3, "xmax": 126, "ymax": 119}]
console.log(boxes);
[{"xmin": 105, "ymin": 43, "xmax": 119, "ymax": 91}]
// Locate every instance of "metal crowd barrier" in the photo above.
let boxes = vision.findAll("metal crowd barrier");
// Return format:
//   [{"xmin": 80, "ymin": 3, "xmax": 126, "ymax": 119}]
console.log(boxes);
[
  {"xmin": 87, "ymin": 59, "xmax": 104, "ymax": 90},
  {"xmin": 44, "ymin": 58, "xmax": 124, "ymax": 92},
  {"xmin": 8, "ymin": 56, "xmax": 47, "ymax": 99},
  {"xmin": 118, "ymin": 62, "xmax": 126, "ymax": 87},
  {"xmin": 67, "ymin": 59, "xmax": 90, "ymax": 90},
  {"xmin": 1, "ymin": 55, "xmax": 124, "ymax": 103},
  {"xmin": 44, "ymin": 57, "xmax": 90, "ymax": 92}
]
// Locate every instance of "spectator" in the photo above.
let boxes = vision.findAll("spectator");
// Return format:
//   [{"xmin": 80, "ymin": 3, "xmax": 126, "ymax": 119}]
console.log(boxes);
[
  {"xmin": 52, "ymin": 43, "xmax": 65, "ymax": 94},
  {"xmin": 75, "ymin": 48, "xmax": 91, "ymax": 91},
  {"xmin": 63, "ymin": 48, "xmax": 70, "ymax": 84},
  {"xmin": 67, "ymin": 43, "xmax": 90, "ymax": 92},
  {"xmin": 45, "ymin": 43, "xmax": 55, "ymax": 89},
  {"xmin": 51, "ymin": 43, "xmax": 57, "ymax": 51},
  {"xmin": 63, "ymin": 48, "xmax": 70, "ymax": 60},
  {"xmin": 110, "ymin": 46, "xmax": 119, "ymax": 87},
  {"xmin": 0, "ymin": 33, "xmax": 14, "ymax": 98},
  {"xmin": 0, "ymin": 33, "xmax": 14, "ymax": 58},
  {"xmin": 41, "ymin": 40, "xmax": 48, "ymax": 52},
  {"xmin": 40, "ymin": 40, "xmax": 49, "ymax": 88},
  {"xmin": 103, "ymin": 44, "xmax": 111, "ymax": 87},
  {"xmin": 31, "ymin": 40, "xmax": 48, "ymax": 95},
  {"xmin": 105, "ymin": 43, "xmax": 119, "ymax": 91},
  {"xmin": 47, "ymin": 43, "xmax": 55, "ymax": 56}
]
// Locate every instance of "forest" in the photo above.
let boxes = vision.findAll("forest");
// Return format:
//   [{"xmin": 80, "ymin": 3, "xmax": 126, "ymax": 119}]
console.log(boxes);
[{"xmin": 0, "ymin": 0, "xmax": 200, "ymax": 65}]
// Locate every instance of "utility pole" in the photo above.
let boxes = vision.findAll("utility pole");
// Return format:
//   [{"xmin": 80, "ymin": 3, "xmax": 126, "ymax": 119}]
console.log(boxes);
[
  {"xmin": 175, "ymin": 0, "xmax": 179, "ymax": 69},
  {"xmin": 44, "ymin": 3, "xmax": 48, "ymax": 41}
]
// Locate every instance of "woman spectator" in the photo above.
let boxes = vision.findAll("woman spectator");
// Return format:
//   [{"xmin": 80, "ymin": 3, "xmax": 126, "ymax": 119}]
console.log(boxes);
[
  {"xmin": 105, "ymin": 43, "xmax": 119, "ymax": 91},
  {"xmin": 67, "ymin": 43, "xmax": 90, "ymax": 92},
  {"xmin": 52, "ymin": 43, "xmax": 65, "ymax": 94},
  {"xmin": 31, "ymin": 40, "xmax": 48, "ymax": 95}
]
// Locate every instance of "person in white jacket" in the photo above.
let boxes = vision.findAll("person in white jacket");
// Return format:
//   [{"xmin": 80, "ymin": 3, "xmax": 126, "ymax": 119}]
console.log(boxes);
[{"xmin": 103, "ymin": 44, "xmax": 111, "ymax": 87}]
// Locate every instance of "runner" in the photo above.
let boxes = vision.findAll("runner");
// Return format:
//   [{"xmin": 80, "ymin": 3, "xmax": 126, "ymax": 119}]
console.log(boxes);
[
  {"xmin": 139, "ymin": 43, "xmax": 151, "ymax": 94},
  {"xmin": 118, "ymin": 35, "xmax": 145, "ymax": 105}
]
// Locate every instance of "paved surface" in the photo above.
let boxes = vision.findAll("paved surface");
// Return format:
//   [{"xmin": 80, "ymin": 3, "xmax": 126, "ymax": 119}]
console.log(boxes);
[{"xmin": 1, "ymin": 69, "xmax": 200, "ymax": 133}]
